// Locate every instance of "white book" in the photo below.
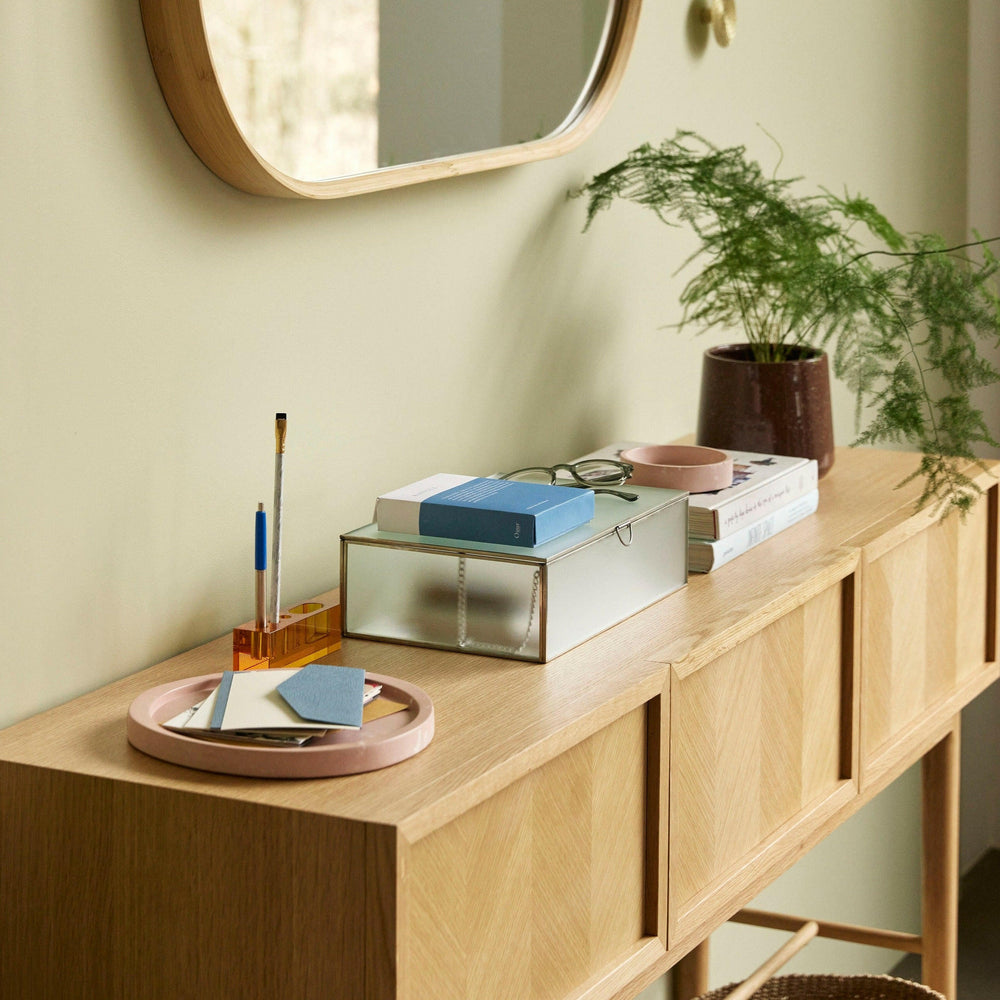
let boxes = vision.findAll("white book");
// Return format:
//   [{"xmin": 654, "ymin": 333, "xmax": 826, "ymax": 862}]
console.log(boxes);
[
  {"xmin": 688, "ymin": 489, "xmax": 820, "ymax": 573},
  {"xmin": 689, "ymin": 452, "xmax": 817, "ymax": 539}
]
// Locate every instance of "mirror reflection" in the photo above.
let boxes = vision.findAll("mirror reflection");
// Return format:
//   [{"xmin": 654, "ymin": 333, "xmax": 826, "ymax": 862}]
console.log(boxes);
[{"xmin": 204, "ymin": 0, "xmax": 615, "ymax": 182}]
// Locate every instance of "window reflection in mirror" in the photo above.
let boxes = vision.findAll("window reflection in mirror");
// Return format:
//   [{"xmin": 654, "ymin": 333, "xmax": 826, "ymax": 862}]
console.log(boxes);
[{"xmin": 204, "ymin": 0, "xmax": 613, "ymax": 183}]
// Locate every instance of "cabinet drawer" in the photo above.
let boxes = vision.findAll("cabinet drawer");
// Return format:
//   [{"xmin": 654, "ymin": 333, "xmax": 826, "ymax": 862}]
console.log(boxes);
[
  {"xmin": 402, "ymin": 705, "xmax": 658, "ymax": 1000},
  {"xmin": 860, "ymin": 486, "xmax": 998, "ymax": 779},
  {"xmin": 669, "ymin": 578, "xmax": 855, "ymax": 940}
]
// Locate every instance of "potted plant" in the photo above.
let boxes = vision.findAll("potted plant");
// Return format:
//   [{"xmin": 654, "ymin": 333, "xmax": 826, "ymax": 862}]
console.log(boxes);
[{"xmin": 574, "ymin": 130, "xmax": 1000, "ymax": 515}]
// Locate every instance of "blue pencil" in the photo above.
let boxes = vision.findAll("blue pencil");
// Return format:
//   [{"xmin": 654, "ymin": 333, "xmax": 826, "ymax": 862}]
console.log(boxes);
[{"xmin": 255, "ymin": 502, "xmax": 267, "ymax": 630}]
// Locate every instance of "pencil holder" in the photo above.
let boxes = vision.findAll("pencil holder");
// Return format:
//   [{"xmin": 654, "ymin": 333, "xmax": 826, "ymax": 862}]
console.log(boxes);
[{"xmin": 232, "ymin": 600, "xmax": 341, "ymax": 671}]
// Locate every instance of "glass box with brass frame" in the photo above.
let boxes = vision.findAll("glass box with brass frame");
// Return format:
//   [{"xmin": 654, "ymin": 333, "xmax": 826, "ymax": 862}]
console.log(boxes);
[{"xmin": 341, "ymin": 485, "xmax": 688, "ymax": 662}]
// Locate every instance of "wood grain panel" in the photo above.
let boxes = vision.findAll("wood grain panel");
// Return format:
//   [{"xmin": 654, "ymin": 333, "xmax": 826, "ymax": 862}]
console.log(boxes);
[
  {"xmin": 670, "ymin": 583, "xmax": 847, "ymax": 935},
  {"xmin": 403, "ymin": 707, "xmax": 650, "ymax": 1000},
  {"xmin": 1, "ymin": 768, "xmax": 117, "ymax": 998},
  {"xmin": 802, "ymin": 588, "xmax": 847, "ymax": 795},
  {"xmin": 861, "ymin": 497, "xmax": 992, "ymax": 769},
  {"xmin": 988, "ymin": 485, "xmax": 999, "ymax": 662},
  {"xmin": 0, "ymin": 764, "xmax": 381, "ymax": 999}
]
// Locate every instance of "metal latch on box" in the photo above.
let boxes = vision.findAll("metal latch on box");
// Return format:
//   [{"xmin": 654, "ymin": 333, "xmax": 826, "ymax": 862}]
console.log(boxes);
[{"xmin": 615, "ymin": 523, "xmax": 633, "ymax": 546}]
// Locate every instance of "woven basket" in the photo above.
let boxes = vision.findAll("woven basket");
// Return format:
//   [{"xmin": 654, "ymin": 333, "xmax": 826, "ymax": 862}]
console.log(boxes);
[{"xmin": 695, "ymin": 974, "xmax": 945, "ymax": 1000}]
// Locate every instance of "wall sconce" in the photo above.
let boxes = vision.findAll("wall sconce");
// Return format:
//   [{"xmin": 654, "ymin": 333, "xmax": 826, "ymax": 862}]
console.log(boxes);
[{"xmin": 701, "ymin": 0, "xmax": 737, "ymax": 46}]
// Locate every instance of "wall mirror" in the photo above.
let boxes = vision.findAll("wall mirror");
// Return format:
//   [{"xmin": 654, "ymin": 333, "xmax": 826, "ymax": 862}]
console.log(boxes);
[{"xmin": 139, "ymin": 0, "xmax": 642, "ymax": 199}]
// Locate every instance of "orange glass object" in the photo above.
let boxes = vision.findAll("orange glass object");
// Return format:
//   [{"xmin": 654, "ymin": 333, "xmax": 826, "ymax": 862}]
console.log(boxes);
[{"xmin": 232, "ymin": 601, "xmax": 341, "ymax": 671}]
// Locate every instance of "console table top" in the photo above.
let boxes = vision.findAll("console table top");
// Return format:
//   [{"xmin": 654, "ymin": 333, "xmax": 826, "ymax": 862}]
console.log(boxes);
[{"xmin": 0, "ymin": 447, "xmax": 992, "ymax": 842}]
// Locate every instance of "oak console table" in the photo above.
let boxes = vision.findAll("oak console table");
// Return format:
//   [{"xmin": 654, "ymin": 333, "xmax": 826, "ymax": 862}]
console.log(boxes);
[{"xmin": 1, "ymin": 447, "xmax": 997, "ymax": 1000}]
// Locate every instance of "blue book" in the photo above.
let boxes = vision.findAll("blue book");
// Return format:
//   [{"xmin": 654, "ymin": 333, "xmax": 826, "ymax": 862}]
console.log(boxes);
[{"xmin": 375, "ymin": 474, "xmax": 594, "ymax": 547}]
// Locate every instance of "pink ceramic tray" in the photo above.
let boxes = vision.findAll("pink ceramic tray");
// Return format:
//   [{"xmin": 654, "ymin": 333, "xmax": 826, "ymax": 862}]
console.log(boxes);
[{"xmin": 126, "ymin": 672, "xmax": 434, "ymax": 779}]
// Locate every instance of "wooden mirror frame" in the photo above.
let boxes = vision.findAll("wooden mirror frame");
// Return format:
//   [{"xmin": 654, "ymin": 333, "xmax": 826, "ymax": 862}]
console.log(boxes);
[{"xmin": 139, "ymin": 0, "xmax": 643, "ymax": 199}]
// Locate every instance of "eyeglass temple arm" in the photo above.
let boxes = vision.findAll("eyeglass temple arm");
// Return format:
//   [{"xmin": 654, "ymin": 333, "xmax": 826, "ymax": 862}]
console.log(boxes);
[{"xmin": 565, "ymin": 484, "xmax": 638, "ymax": 501}]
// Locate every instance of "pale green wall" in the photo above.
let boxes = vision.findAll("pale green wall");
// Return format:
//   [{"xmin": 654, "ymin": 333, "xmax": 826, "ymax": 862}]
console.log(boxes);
[
  {"xmin": 959, "ymin": 0, "xmax": 1000, "ymax": 899},
  {"xmin": 2, "ymin": 1, "xmax": 997, "ymax": 993}
]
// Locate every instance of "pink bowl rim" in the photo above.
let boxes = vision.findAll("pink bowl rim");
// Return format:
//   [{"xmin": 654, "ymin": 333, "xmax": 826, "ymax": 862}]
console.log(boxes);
[{"xmin": 621, "ymin": 444, "xmax": 733, "ymax": 492}]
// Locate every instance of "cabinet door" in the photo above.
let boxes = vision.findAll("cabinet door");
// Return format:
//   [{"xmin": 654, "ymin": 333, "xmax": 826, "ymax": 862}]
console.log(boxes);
[
  {"xmin": 860, "ymin": 486, "xmax": 998, "ymax": 784},
  {"xmin": 401, "ymin": 702, "xmax": 663, "ymax": 1000},
  {"xmin": 669, "ymin": 577, "xmax": 856, "ymax": 942}
]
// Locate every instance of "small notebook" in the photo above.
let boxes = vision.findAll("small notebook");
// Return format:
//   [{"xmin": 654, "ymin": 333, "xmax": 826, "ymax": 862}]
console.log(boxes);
[{"xmin": 163, "ymin": 666, "xmax": 377, "ymax": 734}]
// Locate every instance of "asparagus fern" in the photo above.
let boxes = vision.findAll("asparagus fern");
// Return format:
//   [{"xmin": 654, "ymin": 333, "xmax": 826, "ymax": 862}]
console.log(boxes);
[{"xmin": 575, "ymin": 131, "xmax": 1000, "ymax": 515}]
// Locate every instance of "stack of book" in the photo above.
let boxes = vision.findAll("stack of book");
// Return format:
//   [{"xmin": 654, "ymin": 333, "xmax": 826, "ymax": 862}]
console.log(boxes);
[
  {"xmin": 574, "ymin": 443, "xmax": 819, "ymax": 573},
  {"xmin": 686, "ymin": 450, "xmax": 819, "ymax": 572}
]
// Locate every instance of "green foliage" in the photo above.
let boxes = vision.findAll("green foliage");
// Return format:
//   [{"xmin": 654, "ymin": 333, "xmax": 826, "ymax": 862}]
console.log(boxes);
[{"xmin": 574, "ymin": 131, "xmax": 1000, "ymax": 516}]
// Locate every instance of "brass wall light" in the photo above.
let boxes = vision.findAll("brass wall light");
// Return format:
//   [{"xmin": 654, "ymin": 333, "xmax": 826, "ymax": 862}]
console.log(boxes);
[{"xmin": 701, "ymin": 0, "xmax": 737, "ymax": 46}]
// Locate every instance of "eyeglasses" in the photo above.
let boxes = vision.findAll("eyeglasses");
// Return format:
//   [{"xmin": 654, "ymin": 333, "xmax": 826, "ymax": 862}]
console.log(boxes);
[{"xmin": 500, "ymin": 460, "xmax": 638, "ymax": 501}]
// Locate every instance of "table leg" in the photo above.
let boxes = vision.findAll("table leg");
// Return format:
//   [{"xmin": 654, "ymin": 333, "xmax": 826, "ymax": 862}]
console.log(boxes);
[
  {"xmin": 671, "ymin": 940, "xmax": 710, "ymax": 1000},
  {"xmin": 921, "ymin": 719, "xmax": 960, "ymax": 1000}
]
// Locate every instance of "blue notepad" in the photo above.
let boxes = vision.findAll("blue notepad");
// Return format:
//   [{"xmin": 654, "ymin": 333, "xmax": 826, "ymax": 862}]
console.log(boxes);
[{"xmin": 375, "ymin": 474, "xmax": 594, "ymax": 547}]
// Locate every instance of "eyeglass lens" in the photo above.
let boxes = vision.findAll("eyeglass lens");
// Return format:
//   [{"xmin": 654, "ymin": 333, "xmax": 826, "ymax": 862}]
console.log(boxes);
[
  {"xmin": 567, "ymin": 460, "xmax": 630, "ymax": 485},
  {"xmin": 503, "ymin": 468, "xmax": 556, "ymax": 484}
]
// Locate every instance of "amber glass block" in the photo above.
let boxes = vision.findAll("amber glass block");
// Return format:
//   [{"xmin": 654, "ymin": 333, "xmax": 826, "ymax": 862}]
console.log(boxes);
[{"xmin": 232, "ymin": 601, "xmax": 342, "ymax": 671}]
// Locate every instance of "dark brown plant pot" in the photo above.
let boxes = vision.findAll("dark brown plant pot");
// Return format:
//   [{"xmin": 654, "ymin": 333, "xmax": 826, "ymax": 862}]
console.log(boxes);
[{"xmin": 696, "ymin": 344, "xmax": 835, "ymax": 478}]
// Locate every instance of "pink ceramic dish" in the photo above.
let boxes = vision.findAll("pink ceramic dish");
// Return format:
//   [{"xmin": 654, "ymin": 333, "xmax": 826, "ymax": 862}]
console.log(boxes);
[
  {"xmin": 621, "ymin": 444, "xmax": 733, "ymax": 493},
  {"xmin": 126, "ymin": 671, "xmax": 434, "ymax": 779}
]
